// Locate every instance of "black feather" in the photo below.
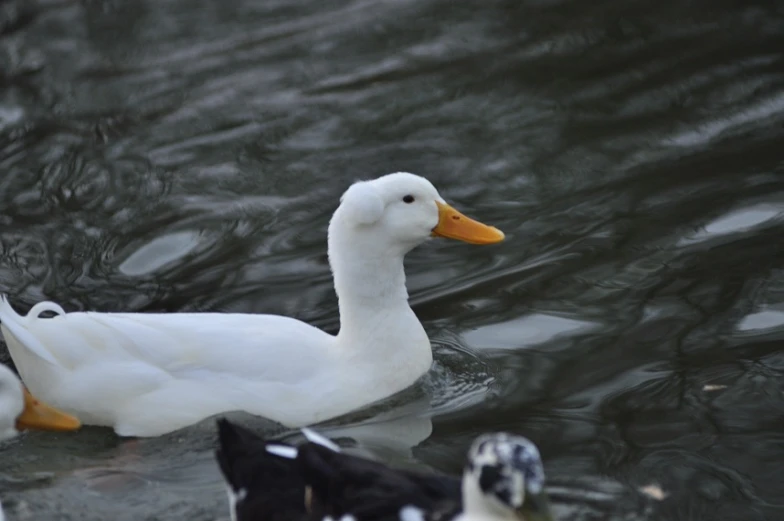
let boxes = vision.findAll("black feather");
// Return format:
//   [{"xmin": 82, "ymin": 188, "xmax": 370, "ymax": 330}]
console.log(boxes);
[
  {"xmin": 215, "ymin": 418, "xmax": 308, "ymax": 521},
  {"xmin": 215, "ymin": 419, "xmax": 463, "ymax": 521},
  {"xmin": 297, "ymin": 442, "xmax": 462, "ymax": 521}
]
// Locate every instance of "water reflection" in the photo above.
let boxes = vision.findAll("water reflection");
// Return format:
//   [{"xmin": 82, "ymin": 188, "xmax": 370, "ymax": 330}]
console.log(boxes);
[
  {"xmin": 463, "ymin": 313, "xmax": 601, "ymax": 350},
  {"xmin": 737, "ymin": 309, "xmax": 784, "ymax": 333},
  {"xmin": 679, "ymin": 203, "xmax": 784, "ymax": 246},
  {"xmin": 118, "ymin": 230, "xmax": 206, "ymax": 276}
]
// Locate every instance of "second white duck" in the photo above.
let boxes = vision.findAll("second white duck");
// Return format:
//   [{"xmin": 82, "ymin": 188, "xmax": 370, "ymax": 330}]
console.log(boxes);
[
  {"xmin": 0, "ymin": 363, "xmax": 81, "ymax": 441},
  {"xmin": 0, "ymin": 172, "xmax": 504, "ymax": 437}
]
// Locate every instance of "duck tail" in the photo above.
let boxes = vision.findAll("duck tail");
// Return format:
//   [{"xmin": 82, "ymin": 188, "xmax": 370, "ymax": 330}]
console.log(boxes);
[
  {"xmin": 215, "ymin": 418, "xmax": 298, "ymax": 489},
  {"xmin": 0, "ymin": 294, "xmax": 66, "ymax": 323},
  {"xmin": 0, "ymin": 295, "xmax": 61, "ymax": 365},
  {"xmin": 215, "ymin": 418, "xmax": 258, "ymax": 489},
  {"xmin": 215, "ymin": 418, "xmax": 307, "ymax": 520},
  {"xmin": 0, "ymin": 294, "xmax": 21, "ymax": 322}
]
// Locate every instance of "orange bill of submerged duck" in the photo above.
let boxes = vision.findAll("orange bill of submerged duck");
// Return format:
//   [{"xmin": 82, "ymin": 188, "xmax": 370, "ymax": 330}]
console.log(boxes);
[
  {"xmin": 16, "ymin": 388, "xmax": 81, "ymax": 432},
  {"xmin": 431, "ymin": 201, "xmax": 505, "ymax": 245}
]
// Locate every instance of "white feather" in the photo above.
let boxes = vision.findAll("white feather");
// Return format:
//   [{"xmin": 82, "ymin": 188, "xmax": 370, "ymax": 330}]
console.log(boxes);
[
  {"xmin": 28, "ymin": 301, "xmax": 66, "ymax": 319},
  {"xmin": 320, "ymin": 515, "xmax": 356, "ymax": 521},
  {"xmin": 266, "ymin": 444, "xmax": 298, "ymax": 459},
  {"xmin": 399, "ymin": 506, "xmax": 426, "ymax": 521},
  {"xmin": 301, "ymin": 427, "xmax": 341, "ymax": 452},
  {"xmin": 0, "ymin": 296, "xmax": 59, "ymax": 365},
  {"xmin": 226, "ymin": 485, "xmax": 246, "ymax": 521}
]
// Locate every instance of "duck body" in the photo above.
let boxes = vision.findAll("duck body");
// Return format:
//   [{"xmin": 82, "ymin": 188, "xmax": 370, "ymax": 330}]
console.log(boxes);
[
  {"xmin": 297, "ymin": 437, "xmax": 462, "ymax": 521},
  {"xmin": 215, "ymin": 418, "xmax": 462, "ymax": 521},
  {"xmin": 0, "ymin": 173, "xmax": 505, "ymax": 437},
  {"xmin": 1, "ymin": 302, "xmax": 429, "ymax": 437}
]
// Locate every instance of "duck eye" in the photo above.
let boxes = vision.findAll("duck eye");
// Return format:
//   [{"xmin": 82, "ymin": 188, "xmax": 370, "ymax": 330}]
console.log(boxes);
[{"xmin": 403, "ymin": 195, "xmax": 415, "ymax": 204}]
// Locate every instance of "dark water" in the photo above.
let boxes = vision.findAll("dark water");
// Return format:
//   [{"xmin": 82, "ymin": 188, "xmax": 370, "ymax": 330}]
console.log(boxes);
[{"xmin": 1, "ymin": 0, "xmax": 784, "ymax": 519}]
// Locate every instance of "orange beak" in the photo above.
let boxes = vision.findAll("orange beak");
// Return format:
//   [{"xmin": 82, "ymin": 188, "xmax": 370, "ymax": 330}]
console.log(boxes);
[
  {"xmin": 431, "ymin": 201, "xmax": 505, "ymax": 245},
  {"xmin": 15, "ymin": 388, "xmax": 81, "ymax": 432}
]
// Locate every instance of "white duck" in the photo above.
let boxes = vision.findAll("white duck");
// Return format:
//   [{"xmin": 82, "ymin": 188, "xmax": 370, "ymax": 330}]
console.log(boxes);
[
  {"xmin": 0, "ymin": 363, "xmax": 81, "ymax": 441},
  {"xmin": 0, "ymin": 172, "xmax": 504, "ymax": 437}
]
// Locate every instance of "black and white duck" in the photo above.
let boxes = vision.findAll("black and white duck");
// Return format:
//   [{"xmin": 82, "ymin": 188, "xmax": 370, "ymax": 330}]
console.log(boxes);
[{"xmin": 214, "ymin": 418, "xmax": 554, "ymax": 521}]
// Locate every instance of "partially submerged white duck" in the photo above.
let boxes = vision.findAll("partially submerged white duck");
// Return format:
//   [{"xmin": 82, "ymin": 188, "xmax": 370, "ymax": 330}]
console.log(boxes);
[
  {"xmin": 215, "ymin": 418, "xmax": 554, "ymax": 521},
  {"xmin": 0, "ymin": 173, "xmax": 504, "ymax": 437},
  {"xmin": 0, "ymin": 363, "xmax": 81, "ymax": 441}
]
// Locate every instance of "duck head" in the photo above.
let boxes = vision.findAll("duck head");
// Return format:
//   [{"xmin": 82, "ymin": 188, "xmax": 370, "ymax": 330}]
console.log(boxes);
[
  {"xmin": 330, "ymin": 172, "xmax": 505, "ymax": 258},
  {"xmin": 462, "ymin": 432, "xmax": 555, "ymax": 521}
]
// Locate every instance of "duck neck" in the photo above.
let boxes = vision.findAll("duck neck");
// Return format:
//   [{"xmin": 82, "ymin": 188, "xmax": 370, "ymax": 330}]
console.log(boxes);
[
  {"xmin": 331, "ymin": 240, "xmax": 412, "ymax": 340},
  {"xmin": 327, "ymin": 216, "xmax": 422, "ymax": 350},
  {"xmin": 324, "ymin": 210, "xmax": 433, "ymax": 399},
  {"xmin": 462, "ymin": 476, "xmax": 521, "ymax": 521}
]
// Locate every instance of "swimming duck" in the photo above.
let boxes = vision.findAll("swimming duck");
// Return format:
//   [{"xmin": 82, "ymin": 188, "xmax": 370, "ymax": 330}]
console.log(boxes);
[
  {"xmin": 215, "ymin": 418, "xmax": 554, "ymax": 521},
  {"xmin": 0, "ymin": 363, "xmax": 81, "ymax": 441},
  {"xmin": 0, "ymin": 172, "xmax": 504, "ymax": 437}
]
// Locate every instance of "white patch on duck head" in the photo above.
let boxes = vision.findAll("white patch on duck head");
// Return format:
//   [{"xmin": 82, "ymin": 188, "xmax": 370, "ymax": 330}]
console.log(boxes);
[
  {"xmin": 339, "ymin": 181, "xmax": 385, "ymax": 225},
  {"xmin": 462, "ymin": 433, "xmax": 545, "ymax": 516}
]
